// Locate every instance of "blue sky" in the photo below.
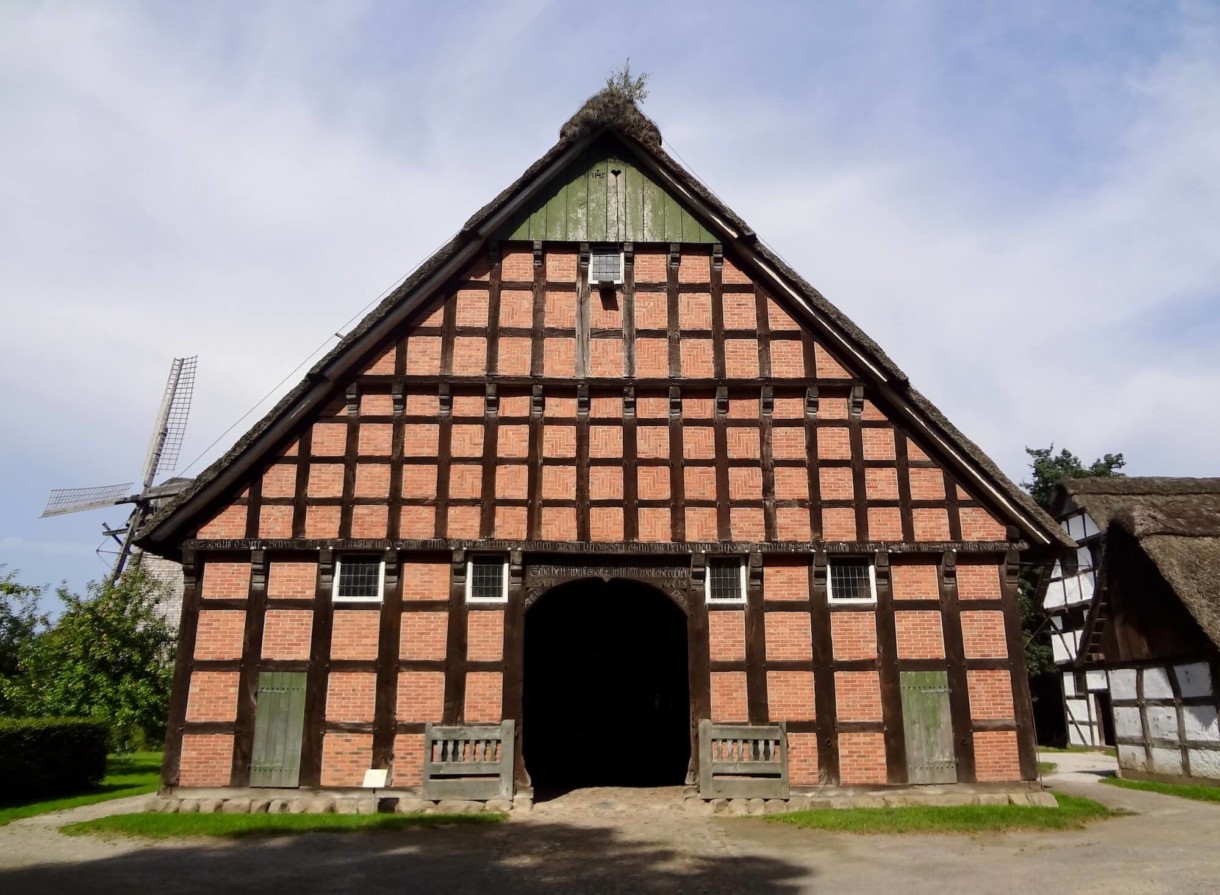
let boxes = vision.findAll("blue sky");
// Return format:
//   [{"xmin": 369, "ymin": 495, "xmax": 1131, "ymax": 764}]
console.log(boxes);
[{"xmin": 2, "ymin": 1, "xmax": 1218, "ymax": 604}]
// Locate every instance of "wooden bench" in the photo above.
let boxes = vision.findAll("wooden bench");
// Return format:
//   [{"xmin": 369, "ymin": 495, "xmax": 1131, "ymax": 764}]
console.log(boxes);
[
  {"xmin": 698, "ymin": 720, "xmax": 789, "ymax": 799},
  {"xmin": 422, "ymin": 721, "xmax": 515, "ymax": 801}
]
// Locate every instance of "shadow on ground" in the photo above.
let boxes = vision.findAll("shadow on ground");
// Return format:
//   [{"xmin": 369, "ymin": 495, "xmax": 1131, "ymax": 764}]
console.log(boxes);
[{"xmin": 0, "ymin": 819, "xmax": 810, "ymax": 895}]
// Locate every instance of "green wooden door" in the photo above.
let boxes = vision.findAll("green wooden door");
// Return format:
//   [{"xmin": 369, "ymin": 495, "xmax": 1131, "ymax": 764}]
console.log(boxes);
[
  {"xmin": 900, "ymin": 671, "xmax": 957, "ymax": 784},
  {"xmin": 249, "ymin": 671, "xmax": 307, "ymax": 788}
]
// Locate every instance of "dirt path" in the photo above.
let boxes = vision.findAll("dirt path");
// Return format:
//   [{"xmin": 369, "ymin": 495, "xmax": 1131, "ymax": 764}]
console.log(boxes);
[{"xmin": 1, "ymin": 765, "xmax": 1217, "ymax": 894}]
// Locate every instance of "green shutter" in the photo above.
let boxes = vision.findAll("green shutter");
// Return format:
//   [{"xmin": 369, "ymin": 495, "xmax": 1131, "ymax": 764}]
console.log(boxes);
[
  {"xmin": 249, "ymin": 671, "xmax": 307, "ymax": 788},
  {"xmin": 900, "ymin": 671, "xmax": 958, "ymax": 784}
]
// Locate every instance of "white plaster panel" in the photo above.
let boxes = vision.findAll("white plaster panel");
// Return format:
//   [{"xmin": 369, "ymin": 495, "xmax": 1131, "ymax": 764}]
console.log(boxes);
[
  {"xmin": 1182, "ymin": 705, "xmax": 1220, "ymax": 743},
  {"xmin": 1052, "ymin": 634, "xmax": 1074, "ymax": 664},
  {"xmin": 1117, "ymin": 743, "xmax": 1146, "ymax": 772},
  {"xmin": 1076, "ymin": 547, "xmax": 1093, "ymax": 570},
  {"xmin": 1062, "ymin": 673, "xmax": 1076, "ymax": 696},
  {"xmin": 1188, "ymin": 749, "xmax": 1220, "ymax": 779},
  {"xmin": 1086, "ymin": 671, "xmax": 1107, "ymax": 691},
  {"xmin": 1113, "ymin": 706, "xmax": 1143, "ymax": 739},
  {"xmin": 1068, "ymin": 726, "xmax": 1092, "ymax": 747},
  {"xmin": 1143, "ymin": 667, "xmax": 1174, "ymax": 700},
  {"xmin": 1174, "ymin": 662, "xmax": 1213, "ymax": 699},
  {"xmin": 1146, "ymin": 706, "xmax": 1180, "ymax": 742},
  {"xmin": 1150, "ymin": 747, "xmax": 1184, "ymax": 776},
  {"xmin": 1110, "ymin": 668, "xmax": 1137, "ymax": 700},
  {"xmin": 1063, "ymin": 575, "xmax": 1082, "ymax": 605},
  {"xmin": 1067, "ymin": 515, "xmax": 1084, "ymax": 541},
  {"xmin": 1082, "ymin": 514, "xmax": 1099, "ymax": 538},
  {"xmin": 1078, "ymin": 573, "xmax": 1095, "ymax": 603},
  {"xmin": 1046, "ymin": 580, "xmax": 1065, "ymax": 609}
]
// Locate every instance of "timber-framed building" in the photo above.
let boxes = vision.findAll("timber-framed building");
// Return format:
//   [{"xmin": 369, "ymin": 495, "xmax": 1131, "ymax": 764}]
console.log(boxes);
[
  {"xmin": 139, "ymin": 90, "xmax": 1070, "ymax": 801},
  {"xmin": 1040, "ymin": 477, "xmax": 1220, "ymax": 780}
]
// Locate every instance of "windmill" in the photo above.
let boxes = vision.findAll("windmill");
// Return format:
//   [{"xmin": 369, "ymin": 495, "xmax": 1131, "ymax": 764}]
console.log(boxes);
[{"xmin": 42, "ymin": 356, "xmax": 198, "ymax": 584}]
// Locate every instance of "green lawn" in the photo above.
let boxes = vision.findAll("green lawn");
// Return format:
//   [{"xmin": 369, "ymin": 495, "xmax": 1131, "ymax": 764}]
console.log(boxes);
[
  {"xmin": 1102, "ymin": 777, "xmax": 1220, "ymax": 804},
  {"xmin": 63, "ymin": 811, "xmax": 505, "ymax": 839},
  {"xmin": 0, "ymin": 752, "xmax": 162, "ymax": 827},
  {"xmin": 1038, "ymin": 761, "xmax": 1058, "ymax": 774},
  {"xmin": 765, "ymin": 793, "xmax": 1121, "ymax": 834}
]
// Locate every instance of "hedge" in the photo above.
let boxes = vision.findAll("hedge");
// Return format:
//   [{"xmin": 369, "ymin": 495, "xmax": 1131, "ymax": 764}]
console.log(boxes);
[{"xmin": 0, "ymin": 717, "xmax": 109, "ymax": 802}]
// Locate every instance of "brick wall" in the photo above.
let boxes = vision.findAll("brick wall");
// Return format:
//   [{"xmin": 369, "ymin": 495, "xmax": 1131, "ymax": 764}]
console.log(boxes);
[
  {"xmin": 179, "ymin": 733, "xmax": 233, "ymax": 787},
  {"xmin": 167, "ymin": 239, "xmax": 1033, "ymax": 791}
]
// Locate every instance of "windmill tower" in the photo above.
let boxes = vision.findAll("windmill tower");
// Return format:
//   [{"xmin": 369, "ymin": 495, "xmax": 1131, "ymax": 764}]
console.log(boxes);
[{"xmin": 42, "ymin": 356, "xmax": 198, "ymax": 585}]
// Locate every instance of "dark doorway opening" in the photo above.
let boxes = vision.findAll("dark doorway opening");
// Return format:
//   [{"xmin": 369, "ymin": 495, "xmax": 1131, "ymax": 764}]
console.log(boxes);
[
  {"xmin": 1095, "ymin": 690, "xmax": 1116, "ymax": 747},
  {"xmin": 523, "ymin": 579, "xmax": 690, "ymax": 791}
]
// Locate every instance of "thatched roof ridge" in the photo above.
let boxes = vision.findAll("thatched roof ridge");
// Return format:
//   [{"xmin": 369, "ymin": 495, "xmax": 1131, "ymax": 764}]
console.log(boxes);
[
  {"xmin": 560, "ymin": 88, "xmax": 663, "ymax": 148},
  {"xmin": 1060, "ymin": 477, "xmax": 1220, "ymax": 534},
  {"xmin": 137, "ymin": 91, "xmax": 1070, "ymax": 550},
  {"xmin": 1065, "ymin": 477, "xmax": 1220, "ymax": 497}
]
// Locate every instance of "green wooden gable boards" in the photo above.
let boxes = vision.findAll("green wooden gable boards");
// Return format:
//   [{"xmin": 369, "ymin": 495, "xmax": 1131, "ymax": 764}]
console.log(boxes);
[{"xmin": 500, "ymin": 141, "xmax": 716, "ymax": 244}]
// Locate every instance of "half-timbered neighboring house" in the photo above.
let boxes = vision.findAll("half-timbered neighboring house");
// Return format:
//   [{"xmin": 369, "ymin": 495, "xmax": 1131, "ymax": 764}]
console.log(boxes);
[
  {"xmin": 138, "ymin": 90, "xmax": 1071, "ymax": 803},
  {"xmin": 1040, "ymin": 478, "xmax": 1220, "ymax": 780}
]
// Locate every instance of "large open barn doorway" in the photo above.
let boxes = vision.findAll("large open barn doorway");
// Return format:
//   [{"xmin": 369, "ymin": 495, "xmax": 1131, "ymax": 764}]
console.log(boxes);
[{"xmin": 523, "ymin": 579, "xmax": 690, "ymax": 790}]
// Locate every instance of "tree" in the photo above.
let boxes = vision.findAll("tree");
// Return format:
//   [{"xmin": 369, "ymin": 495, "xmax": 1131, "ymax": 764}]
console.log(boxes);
[
  {"xmin": 1, "ymin": 568, "xmax": 174, "ymax": 751},
  {"xmin": 605, "ymin": 59, "xmax": 650, "ymax": 103},
  {"xmin": 0, "ymin": 566, "xmax": 47, "ymax": 713},
  {"xmin": 1022, "ymin": 445, "xmax": 1126, "ymax": 511}
]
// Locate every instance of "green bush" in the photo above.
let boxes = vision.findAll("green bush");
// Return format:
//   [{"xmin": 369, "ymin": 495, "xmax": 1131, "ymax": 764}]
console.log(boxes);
[{"xmin": 0, "ymin": 717, "xmax": 109, "ymax": 801}]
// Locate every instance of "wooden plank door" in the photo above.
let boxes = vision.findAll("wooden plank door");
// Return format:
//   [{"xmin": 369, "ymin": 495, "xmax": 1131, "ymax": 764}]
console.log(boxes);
[
  {"xmin": 249, "ymin": 671, "xmax": 307, "ymax": 788},
  {"xmin": 900, "ymin": 671, "xmax": 957, "ymax": 784}
]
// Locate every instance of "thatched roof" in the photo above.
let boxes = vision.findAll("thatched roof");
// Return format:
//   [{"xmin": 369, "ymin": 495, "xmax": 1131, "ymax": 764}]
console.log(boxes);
[
  {"xmin": 1059, "ymin": 477, "xmax": 1220, "ymax": 532},
  {"xmin": 1063, "ymin": 477, "xmax": 1220, "ymax": 648},
  {"xmin": 137, "ymin": 89, "xmax": 1070, "ymax": 551}
]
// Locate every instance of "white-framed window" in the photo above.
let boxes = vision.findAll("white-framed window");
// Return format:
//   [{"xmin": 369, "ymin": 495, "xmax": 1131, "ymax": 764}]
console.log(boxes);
[
  {"xmin": 466, "ymin": 554, "xmax": 508, "ymax": 603},
  {"xmin": 590, "ymin": 245, "xmax": 624, "ymax": 285},
  {"xmin": 333, "ymin": 555, "xmax": 385, "ymax": 603},
  {"xmin": 827, "ymin": 558, "xmax": 877, "ymax": 604},
  {"xmin": 705, "ymin": 556, "xmax": 746, "ymax": 604}
]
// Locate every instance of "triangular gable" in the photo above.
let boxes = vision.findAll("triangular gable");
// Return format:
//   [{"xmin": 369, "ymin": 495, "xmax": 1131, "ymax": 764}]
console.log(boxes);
[{"xmin": 139, "ymin": 92, "xmax": 1071, "ymax": 552}]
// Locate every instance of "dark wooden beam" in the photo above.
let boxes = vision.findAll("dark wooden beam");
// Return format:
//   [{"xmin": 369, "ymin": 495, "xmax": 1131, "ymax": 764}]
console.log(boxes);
[
  {"xmin": 668, "ymin": 387, "xmax": 686, "ymax": 542},
  {"xmin": 442, "ymin": 549, "xmax": 468, "ymax": 724},
  {"xmin": 371, "ymin": 549, "xmax": 402, "ymax": 770},
  {"xmin": 939, "ymin": 552, "xmax": 976, "ymax": 782},
  {"xmin": 744, "ymin": 552, "xmax": 769, "ymax": 724},
  {"xmin": 1001, "ymin": 549, "xmax": 1039, "ymax": 780},
  {"xmin": 714, "ymin": 386, "xmax": 731, "ymax": 540},
  {"xmin": 687, "ymin": 554, "xmax": 711, "ymax": 783},
  {"xmin": 291, "ymin": 428, "xmax": 312, "ymax": 539},
  {"xmin": 809, "ymin": 552, "xmax": 839, "ymax": 783},
  {"xmin": 873, "ymin": 551, "xmax": 907, "ymax": 783},
  {"xmin": 161, "ymin": 549, "xmax": 200, "ymax": 787},
  {"xmin": 228, "ymin": 549, "xmax": 268, "ymax": 786},
  {"xmin": 298, "ymin": 548, "xmax": 335, "ymax": 787}
]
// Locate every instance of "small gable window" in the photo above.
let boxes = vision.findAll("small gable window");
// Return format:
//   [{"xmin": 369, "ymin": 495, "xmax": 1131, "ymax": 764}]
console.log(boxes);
[
  {"xmin": 828, "ymin": 558, "xmax": 877, "ymax": 604},
  {"xmin": 467, "ymin": 555, "xmax": 508, "ymax": 603},
  {"xmin": 334, "ymin": 556, "xmax": 384, "ymax": 603},
  {"xmin": 590, "ymin": 246, "xmax": 623, "ymax": 286}
]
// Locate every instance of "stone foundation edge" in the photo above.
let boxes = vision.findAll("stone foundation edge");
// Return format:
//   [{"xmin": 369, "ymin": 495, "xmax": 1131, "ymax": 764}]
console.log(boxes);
[{"xmin": 151, "ymin": 784, "xmax": 1055, "ymax": 815}]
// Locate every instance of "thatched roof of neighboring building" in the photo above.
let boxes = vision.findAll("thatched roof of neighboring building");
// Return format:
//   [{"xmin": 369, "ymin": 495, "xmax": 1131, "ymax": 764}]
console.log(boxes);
[{"xmin": 1062, "ymin": 477, "xmax": 1220, "ymax": 648}]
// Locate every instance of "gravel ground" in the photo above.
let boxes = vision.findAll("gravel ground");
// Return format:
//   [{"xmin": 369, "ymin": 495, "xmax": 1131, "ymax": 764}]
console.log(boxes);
[{"xmin": 0, "ymin": 753, "xmax": 1216, "ymax": 895}]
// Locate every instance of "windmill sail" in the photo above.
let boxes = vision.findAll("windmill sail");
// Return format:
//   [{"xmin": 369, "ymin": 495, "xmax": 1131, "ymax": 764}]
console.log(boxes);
[
  {"xmin": 42, "ymin": 483, "xmax": 135, "ymax": 517},
  {"xmin": 141, "ymin": 356, "xmax": 197, "ymax": 488}
]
